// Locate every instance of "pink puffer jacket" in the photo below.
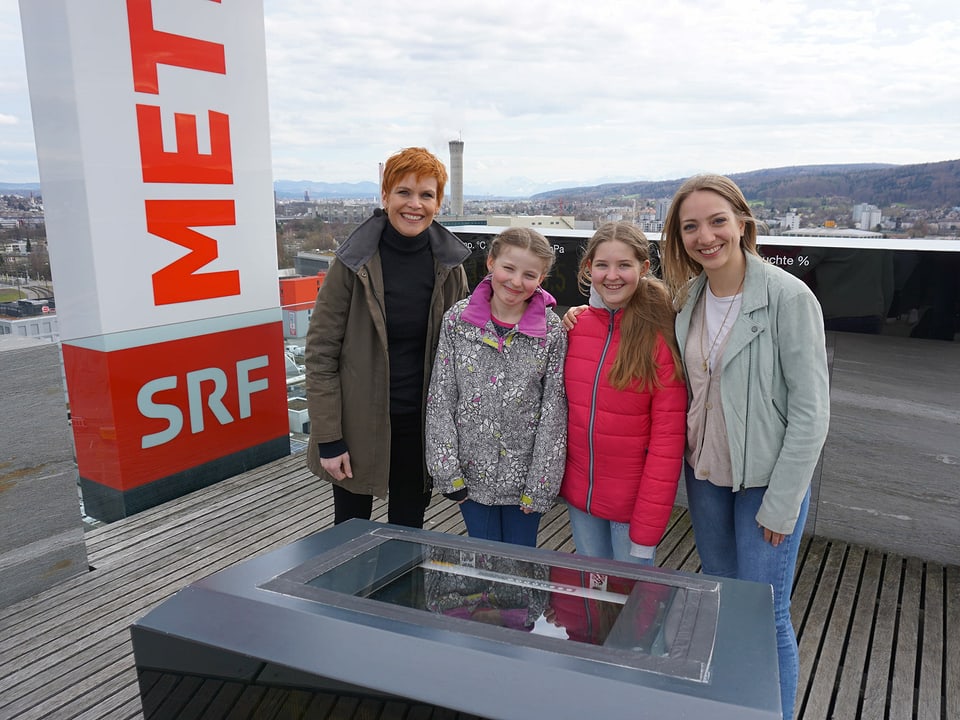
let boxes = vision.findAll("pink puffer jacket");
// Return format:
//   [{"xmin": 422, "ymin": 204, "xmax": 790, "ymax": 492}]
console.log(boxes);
[{"xmin": 560, "ymin": 307, "xmax": 687, "ymax": 547}]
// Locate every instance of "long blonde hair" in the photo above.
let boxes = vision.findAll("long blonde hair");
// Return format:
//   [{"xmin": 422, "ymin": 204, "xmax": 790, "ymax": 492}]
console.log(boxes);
[
  {"xmin": 660, "ymin": 174, "xmax": 759, "ymax": 308},
  {"xmin": 578, "ymin": 222, "xmax": 683, "ymax": 391}
]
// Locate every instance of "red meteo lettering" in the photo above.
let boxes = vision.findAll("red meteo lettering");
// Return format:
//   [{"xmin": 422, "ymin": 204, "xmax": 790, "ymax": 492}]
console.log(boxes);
[
  {"xmin": 136, "ymin": 105, "xmax": 233, "ymax": 184},
  {"xmin": 127, "ymin": 0, "xmax": 225, "ymax": 95},
  {"xmin": 146, "ymin": 200, "xmax": 240, "ymax": 304},
  {"xmin": 127, "ymin": 0, "xmax": 238, "ymax": 305}
]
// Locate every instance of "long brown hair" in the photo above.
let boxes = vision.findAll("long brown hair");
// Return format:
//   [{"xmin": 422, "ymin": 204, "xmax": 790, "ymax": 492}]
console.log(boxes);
[
  {"xmin": 660, "ymin": 173, "xmax": 759, "ymax": 308},
  {"xmin": 578, "ymin": 222, "xmax": 683, "ymax": 391}
]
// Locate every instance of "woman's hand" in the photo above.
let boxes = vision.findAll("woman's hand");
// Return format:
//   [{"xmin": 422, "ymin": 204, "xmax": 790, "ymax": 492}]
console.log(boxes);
[
  {"xmin": 561, "ymin": 304, "xmax": 588, "ymax": 331},
  {"xmin": 761, "ymin": 525, "xmax": 786, "ymax": 547},
  {"xmin": 320, "ymin": 452, "xmax": 353, "ymax": 481}
]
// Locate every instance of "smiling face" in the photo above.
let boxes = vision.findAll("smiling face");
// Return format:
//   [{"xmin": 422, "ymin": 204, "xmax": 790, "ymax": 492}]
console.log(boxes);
[
  {"xmin": 486, "ymin": 244, "xmax": 548, "ymax": 320},
  {"xmin": 382, "ymin": 172, "xmax": 439, "ymax": 237},
  {"xmin": 589, "ymin": 239, "xmax": 649, "ymax": 309},
  {"xmin": 678, "ymin": 190, "xmax": 746, "ymax": 275}
]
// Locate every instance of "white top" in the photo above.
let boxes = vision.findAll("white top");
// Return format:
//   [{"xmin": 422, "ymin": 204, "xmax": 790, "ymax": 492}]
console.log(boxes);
[{"xmin": 703, "ymin": 284, "xmax": 743, "ymax": 374}]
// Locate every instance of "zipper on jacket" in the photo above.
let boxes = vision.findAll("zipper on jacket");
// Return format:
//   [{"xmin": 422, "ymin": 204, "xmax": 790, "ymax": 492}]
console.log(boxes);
[
  {"xmin": 586, "ymin": 309, "xmax": 616, "ymax": 510},
  {"xmin": 739, "ymin": 339, "xmax": 753, "ymax": 491},
  {"xmin": 480, "ymin": 324, "xmax": 513, "ymax": 353}
]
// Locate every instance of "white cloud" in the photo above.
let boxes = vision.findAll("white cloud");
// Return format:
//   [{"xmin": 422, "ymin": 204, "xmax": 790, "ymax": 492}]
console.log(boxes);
[{"xmin": 1, "ymin": 0, "xmax": 959, "ymax": 193}]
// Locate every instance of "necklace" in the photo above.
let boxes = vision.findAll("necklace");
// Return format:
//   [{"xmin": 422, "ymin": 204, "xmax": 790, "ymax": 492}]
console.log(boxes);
[{"xmin": 698, "ymin": 273, "xmax": 745, "ymax": 374}]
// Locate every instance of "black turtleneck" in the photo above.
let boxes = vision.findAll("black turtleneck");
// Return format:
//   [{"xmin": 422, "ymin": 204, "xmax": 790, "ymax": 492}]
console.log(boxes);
[{"xmin": 379, "ymin": 221, "xmax": 435, "ymax": 415}]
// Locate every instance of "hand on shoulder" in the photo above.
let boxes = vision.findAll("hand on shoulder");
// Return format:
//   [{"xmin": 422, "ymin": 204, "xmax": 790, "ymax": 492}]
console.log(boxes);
[{"xmin": 562, "ymin": 304, "xmax": 588, "ymax": 331}]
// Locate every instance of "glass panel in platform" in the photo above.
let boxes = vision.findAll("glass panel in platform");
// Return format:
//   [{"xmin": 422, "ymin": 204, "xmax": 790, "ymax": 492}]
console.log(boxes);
[{"xmin": 262, "ymin": 527, "xmax": 719, "ymax": 683}]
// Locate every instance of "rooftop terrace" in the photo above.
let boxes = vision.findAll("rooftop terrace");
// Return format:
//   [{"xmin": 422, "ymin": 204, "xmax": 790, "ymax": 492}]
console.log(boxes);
[{"xmin": 0, "ymin": 450, "xmax": 956, "ymax": 719}]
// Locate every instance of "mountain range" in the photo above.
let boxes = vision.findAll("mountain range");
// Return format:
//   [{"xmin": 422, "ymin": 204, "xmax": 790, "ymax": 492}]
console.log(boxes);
[
  {"xmin": 4, "ymin": 158, "xmax": 959, "ymax": 207},
  {"xmin": 269, "ymin": 177, "xmax": 594, "ymax": 199},
  {"xmin": 530, "ymin": 159, "xmax": 960, "ymax": 209},
  {"xmin": 272, "ymin": 179, "xmax": 380, "ymax": 200}
]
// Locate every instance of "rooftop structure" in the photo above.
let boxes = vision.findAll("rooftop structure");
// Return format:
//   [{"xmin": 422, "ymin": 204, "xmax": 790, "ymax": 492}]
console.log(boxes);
[
  {"xmin": 448, "ymin": 139, "xmax": 464, "ymax": 217},
  {"xmin": 782, "ymin": 227, "xmax": 883, "ymax": 239}
]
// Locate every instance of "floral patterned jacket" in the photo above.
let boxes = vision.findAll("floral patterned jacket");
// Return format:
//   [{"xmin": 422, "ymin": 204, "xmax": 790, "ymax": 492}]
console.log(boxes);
[{"xmin": 425, "ymin": 277, "xmax": 568, "ymax": 513}]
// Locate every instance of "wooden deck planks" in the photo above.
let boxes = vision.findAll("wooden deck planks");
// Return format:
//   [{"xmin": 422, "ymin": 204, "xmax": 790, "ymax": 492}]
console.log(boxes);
[
  {"xmin": 82, "ymin": 458, "xmax": 302, "ymax": 557},
  {"xmin": 947, "ymin": 566, "xmax": 960, "ymax": 720},
  {"xmin": 861, "ymin": 555, "xmax": 903, "ymax": 720},
  {"xmin": 0, "ymin": 477, "xmax": 331, "ymax": 672},
  {"xmin": 795, "ymin": 539, "xmax": 845, "ymax": 718},
  {"xmin": 0, "ymin": 468, "xmax": 334, "ymax": 719},
  {"xmin": 0, "ymin": 451, "xmax": 956, "ymax": 720},
  {"xmin": 801, "ymin": 544, "xmax": 865, "ymax": 720},
  {"xmin": 830, "ymin": 549, "xmax": 884, "ymax": 719},
  {"xmin": 791, "ymin": 535, "xmax": 828, "ymax": 637},
  {"xmin": 0, "ymin": 457, "xmax": 317, "ymax": 631},
  {"xmin": 891, "ymin": 557, "xmax": 923, "ymax": 718},
  {"xmin": 86, "ymin": 460, "xmax": 319, "ymax": 568},
  {"xmin": 917, "ymin": 563, "xmax": 944, "ymax": 720}
]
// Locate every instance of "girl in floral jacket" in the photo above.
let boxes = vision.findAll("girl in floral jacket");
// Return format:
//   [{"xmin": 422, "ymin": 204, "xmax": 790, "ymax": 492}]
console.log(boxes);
[{"xmin": 426, "ymin": 228, "xmax": 567, "ymax": 547}]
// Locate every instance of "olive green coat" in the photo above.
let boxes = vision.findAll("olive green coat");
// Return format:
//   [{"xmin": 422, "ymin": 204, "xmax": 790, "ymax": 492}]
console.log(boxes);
[{"xmin": 305, "ymin": 214, "xmax": 470, "ymax": 497}]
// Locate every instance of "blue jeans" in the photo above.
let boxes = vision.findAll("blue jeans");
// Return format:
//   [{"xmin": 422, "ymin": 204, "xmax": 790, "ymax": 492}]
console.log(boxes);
[
  {"xmin": 565, "ymin": 503, "xmax": 655, "ymax": 566},
  {"xmin": 684, "ymin": 464, "xmax": 809, "ymax": 720},
  {"xmin": 458, "ymin": 500, "xmax": 542, "ymax": 547}
]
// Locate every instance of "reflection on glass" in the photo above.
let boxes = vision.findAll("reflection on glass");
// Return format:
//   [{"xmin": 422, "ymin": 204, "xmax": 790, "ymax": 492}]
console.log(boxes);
[
  {"xmin": 546, "ymin": 565, "xmax": 678, "ymax": 655},
  {"xmin": 306, "ymin": 540, "xmax": 680, "ymax": 656},
  {"xmin": 383, "ymin": 547, "xmax": 550, "ymax": 633},
  {"xmin": 760, "ymin": 246, "xmax": 960, "ymax": 341}
]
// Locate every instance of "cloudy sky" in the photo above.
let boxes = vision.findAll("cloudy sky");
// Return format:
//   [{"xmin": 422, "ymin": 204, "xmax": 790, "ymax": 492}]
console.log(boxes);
[{"xmin": 2, "ymin": 1, "xmax": 958, "ymax": 196}]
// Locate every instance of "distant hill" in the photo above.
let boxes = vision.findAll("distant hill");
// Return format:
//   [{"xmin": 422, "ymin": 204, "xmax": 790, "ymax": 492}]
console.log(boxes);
[
  {"xmin": 273, "ymin": 179, "xmax": 379, "ymax": 200},
  {"xmin": 0, "ymin": 180, "xmax": 379, "ymax": 201},
  {"xmin": 531, "ymin": 159, "xmax": 960, "ymax": 209},
  {"xmin": 8, "ymin": 158, "xmax": 960, "ymax": 207},
  {"xmin": 0, "ymin": 182, "xmax": 42, "ymax": 196}
]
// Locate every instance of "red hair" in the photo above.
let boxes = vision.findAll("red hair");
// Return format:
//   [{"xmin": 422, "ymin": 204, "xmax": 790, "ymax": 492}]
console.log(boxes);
[{"xmin": 381, "ymin": 147, "xmax": 448, "ymax": 208}]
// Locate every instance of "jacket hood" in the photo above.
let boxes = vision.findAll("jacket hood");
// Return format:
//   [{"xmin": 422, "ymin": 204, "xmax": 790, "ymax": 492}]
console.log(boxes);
[
  {"xmin": 335, "ymin": 212, "xmax": 471, "ymax": 272},
  {"xmin": 587, "ymin": 283, "xmax": 623, "ymax": 311},
  {"xmin": 461, "ymin": 276, "xmax": 557, "ymax": 339}
]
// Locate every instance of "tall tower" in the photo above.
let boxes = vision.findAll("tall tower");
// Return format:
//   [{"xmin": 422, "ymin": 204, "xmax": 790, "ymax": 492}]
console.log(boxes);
[{"xmin": 448, "ymin": 139, "xmax": 464, "ymax": 216}]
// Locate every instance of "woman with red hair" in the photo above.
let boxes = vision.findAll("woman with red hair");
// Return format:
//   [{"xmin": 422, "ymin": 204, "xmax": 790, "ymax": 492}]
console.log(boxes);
[{"xmin": 305, "ymin": 147, "xmax": 471, "ymax": 528}]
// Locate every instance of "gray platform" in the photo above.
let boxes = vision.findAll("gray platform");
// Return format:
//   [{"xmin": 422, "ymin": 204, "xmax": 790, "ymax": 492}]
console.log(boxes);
[
  {"xmin": 0, "ymin": 338, "xmax": 87, "ymax": 608},
  {"xmin": 131, "ymin": 521, "xmax": 780, "ymax": 719},
  {"xmin": 814, "ymin": 332, "xmax": 959, "ymax": 565},
  {"xmin": 675, "ymin": 330, "xmax": 959, "ymax": 566}
]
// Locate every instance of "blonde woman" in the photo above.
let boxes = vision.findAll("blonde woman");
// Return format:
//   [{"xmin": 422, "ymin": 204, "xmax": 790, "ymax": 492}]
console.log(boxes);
[{"xmin": 661, "ymin": 174, "xmax": 830, "ymax": 720}]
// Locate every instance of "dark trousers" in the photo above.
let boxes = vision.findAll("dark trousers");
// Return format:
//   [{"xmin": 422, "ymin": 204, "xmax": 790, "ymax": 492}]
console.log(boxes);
[
  {"xmin": 458, "ymin": 499, "xmax": 542, "ymax": 547},
  {"xmin": 333, "ymin": 413, "xmax": 431, "ymax": 528}
]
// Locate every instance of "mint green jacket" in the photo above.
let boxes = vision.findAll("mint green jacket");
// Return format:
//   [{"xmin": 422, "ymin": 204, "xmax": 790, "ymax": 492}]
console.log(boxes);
[{"xmin": 676, "ymin": 252, "xmax": 830, "ymax": 534}]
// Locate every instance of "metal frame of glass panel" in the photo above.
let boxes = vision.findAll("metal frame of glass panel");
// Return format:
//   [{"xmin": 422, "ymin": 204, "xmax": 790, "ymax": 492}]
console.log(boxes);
[
  {"xmin": 131, "ymin": 520, "xmax": 783, "ymax": 719},
  {"xmin": 260, "ymin": 526, "xmax": 720, "ymax": 683}
]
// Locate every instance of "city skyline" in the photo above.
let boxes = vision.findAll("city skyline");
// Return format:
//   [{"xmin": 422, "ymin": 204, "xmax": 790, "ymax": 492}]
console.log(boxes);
[{"xmin": 2, "ymin": 1, "xmax": 959, "ymax": 196}]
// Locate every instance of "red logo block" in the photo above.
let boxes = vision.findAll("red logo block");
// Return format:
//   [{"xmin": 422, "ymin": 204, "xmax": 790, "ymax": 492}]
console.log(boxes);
[{"xmin": 64, "ymin": 322, "xmax": 289, "ymax": 491}]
